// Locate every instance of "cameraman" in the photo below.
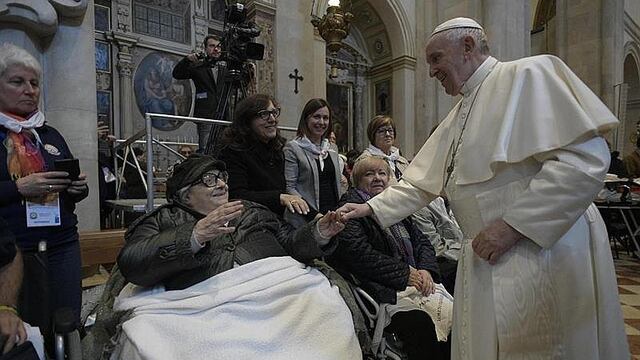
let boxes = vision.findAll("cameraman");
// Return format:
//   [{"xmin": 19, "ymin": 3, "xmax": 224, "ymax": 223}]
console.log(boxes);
[{"xmin": 172, "ymin": 35, "xmax": 224, "ymax": 153}]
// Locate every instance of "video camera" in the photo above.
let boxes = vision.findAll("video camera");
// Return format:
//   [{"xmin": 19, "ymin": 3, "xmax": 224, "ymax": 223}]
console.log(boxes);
[{"xmin": 219, "ymin": 3, "xmax": 265, "ymax": 71}]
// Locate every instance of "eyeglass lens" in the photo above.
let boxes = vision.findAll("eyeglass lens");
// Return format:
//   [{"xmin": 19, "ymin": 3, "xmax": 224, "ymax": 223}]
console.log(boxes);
[
  {"xmin": 257, "ymin": 108, "xmax": 281, "ymax": 121},
  {"xmin": 377, "ymin": 127, "xmax": 394, "ymax": 135},
  {"xmin": 202, "ymin": 171, "xmax": 228, "ymax": 187}
]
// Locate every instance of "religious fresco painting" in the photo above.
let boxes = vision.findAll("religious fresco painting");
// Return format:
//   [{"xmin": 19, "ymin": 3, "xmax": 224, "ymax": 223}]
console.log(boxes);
[
  {"xmin": 95, "ymin": 41, "xmax": 110, "ymax": 72},
  {"xmin": 375, "ymin": 79, "xmax": 391, "ymax": 115},
  {"xmin": 327, "ymin": 83, "xmax": 351, "ymax": 153},
  {"xmin": 133, "ymin": 51, "xmax": 193, "ymax": 131}
]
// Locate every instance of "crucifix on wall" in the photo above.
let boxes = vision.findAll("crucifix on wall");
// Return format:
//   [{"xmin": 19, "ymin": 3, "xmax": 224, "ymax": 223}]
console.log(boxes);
[{"xmin": 288, "ymin": 68, "xmax": 303, "ymax": 94}]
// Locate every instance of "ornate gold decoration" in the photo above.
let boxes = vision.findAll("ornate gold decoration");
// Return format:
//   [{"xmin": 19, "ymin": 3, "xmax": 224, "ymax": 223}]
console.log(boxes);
[{"xmin": 311, "ymin": 1, "xmax": 354, "ymax": 78}]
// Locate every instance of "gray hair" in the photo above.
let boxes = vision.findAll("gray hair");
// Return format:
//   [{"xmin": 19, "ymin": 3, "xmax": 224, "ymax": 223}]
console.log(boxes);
[
  {"xmin": 443, "ymin": 28, "xmax": 490, "ymax": 55},
  {"xmin": 0, "ymin": 43, "xmax": 42, "ymax": 79}
]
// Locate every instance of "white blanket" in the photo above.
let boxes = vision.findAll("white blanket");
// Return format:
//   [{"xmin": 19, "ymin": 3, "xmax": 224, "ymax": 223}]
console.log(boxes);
[{"xmin": 112, "ymin": 256, "xmax": 362, "ymax": 360}]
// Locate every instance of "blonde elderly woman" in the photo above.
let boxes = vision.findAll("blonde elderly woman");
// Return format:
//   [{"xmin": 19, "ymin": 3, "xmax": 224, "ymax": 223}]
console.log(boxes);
[
  {"xmin": 328, "ymin": 156, "xmax": 452, "ymax": 360},
  {"xmin": 360, "ymin": 115, "xmax": 462, "ymax": 294},
  {"xmin": 283, "ymin": 98, "xmax": 343, "ymax": 228}
]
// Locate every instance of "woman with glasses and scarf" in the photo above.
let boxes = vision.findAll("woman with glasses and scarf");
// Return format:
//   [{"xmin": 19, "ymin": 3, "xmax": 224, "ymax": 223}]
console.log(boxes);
[
  {"xmin": 219, "ymin": 94, "xmax": 308, "ymax": 217},
  {"xmin": 0, "ymin": 44, "xmax": 88, "ymax": 329},
  {"xmin": 283, "ymin": 98, "xmax": 344, "ymax": 228},
  {"xmin": 361, "ymin": 115, "xmax": 409, "ymax": 182}
]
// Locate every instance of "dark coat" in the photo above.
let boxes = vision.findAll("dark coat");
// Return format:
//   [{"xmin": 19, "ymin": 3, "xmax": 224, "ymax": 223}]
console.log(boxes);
[
  {"xmin": 328, "ymin": 189, "xmax": 440, "ymax": 304},
  {"xmin": 117, "ymin": 200, "xmax": 335, "ymax": 290},
  {"xmin": 172, "ymin": 57, "xmax": 225, "ymax": 118},
  {"xmin": 218, "ymin": 141, "xmax": 286, "ymax": 215}
]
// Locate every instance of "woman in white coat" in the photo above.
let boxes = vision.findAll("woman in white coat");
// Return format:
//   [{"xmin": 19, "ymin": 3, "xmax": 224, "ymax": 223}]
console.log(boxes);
[{"xmin": 284, "ymin": 98, "xmax": 343, "ymax": 228}]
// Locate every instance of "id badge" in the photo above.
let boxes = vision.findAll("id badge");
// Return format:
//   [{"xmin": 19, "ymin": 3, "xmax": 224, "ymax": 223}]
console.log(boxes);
[
  {"xmin": 26, "ymin": 195, "xmax": 61, "ymax": 227},
  {"xmin": 196, "ymin": 92, "xmax": 208, "ymax": 99}
]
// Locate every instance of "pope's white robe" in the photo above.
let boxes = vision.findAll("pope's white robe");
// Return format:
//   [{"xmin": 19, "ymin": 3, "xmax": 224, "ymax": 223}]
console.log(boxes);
[{"xmin": 368, "ymin": 55, "xmax": 629, "ymax": 359}]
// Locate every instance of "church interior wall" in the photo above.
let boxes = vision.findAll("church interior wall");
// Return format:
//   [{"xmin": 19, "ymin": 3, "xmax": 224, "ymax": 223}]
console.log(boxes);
[{"xmin": 274, "ymin": 0, "xmax": 325, "ymax": 131}]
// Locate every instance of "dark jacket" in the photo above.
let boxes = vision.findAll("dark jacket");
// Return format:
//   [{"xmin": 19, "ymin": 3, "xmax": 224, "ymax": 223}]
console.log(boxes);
[
  {"xmin": 172, "ymin": 57, "xmax": 224, "ymax": 118},
  {"xmin": 219, "ymin": 141, "xmax": 286, "ymax": 215},
  {"xmin": 0, "ymin": 125, "xmax": 88, "ymax": 250},
  {"xmin": 0, "ymin": 217, "xmax": 16, "ymax": 268},
  {"xmin": 328, "ymin": 189, "xmax": 440, "ymax": 304},
  {"xmin": 118, "ymin": 200, "xmax": 336, "ymax": 290}
]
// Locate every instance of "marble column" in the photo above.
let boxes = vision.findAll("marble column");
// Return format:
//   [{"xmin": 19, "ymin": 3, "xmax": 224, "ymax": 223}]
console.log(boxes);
[
  {"xmin": 482, "ymin": 0, "xmax": 530, "ymax": 61},
  {"xmin": 601, "ymin": 0, "xmax": 625, "ymax": 110},
  {"xmin": 110, "ymin": 32, "xmax": 139, "ymax": 139},
  {"xmin": 353, "ymin": 77, "xmax": 365, "ymax": 150},
  {"xmin": 41, "ymin": 2, "xmax": 98, "ymax": 231},
  {"xmin": 392, "ymin": 59, "xmax": 417, "ymax": 157}
]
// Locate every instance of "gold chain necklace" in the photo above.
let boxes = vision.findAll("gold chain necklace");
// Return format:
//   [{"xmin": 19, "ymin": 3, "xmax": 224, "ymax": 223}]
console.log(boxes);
[{"xmin": 444, "ymin": 85, "xmax": 483, "ymax": 187}]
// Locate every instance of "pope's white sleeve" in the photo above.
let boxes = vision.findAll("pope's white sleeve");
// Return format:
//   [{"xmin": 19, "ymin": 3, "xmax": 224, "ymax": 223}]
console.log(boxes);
[
  {"xmin": 502, "ymin": 136, "xmax": 609, "ymax": 249},
  {"xmin": 367, "ymin": 179, "xmax": 435, "ymax": 228}
]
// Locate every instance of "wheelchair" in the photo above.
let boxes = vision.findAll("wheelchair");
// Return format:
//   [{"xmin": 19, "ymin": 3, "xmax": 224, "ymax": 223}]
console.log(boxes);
[
  {"xmin": 4, "ymin": 241, "xmax": 83, "ymax": 360},
  {"xmin": 351, "ymin": 287, "xmax": 408, "ymax": 360}
]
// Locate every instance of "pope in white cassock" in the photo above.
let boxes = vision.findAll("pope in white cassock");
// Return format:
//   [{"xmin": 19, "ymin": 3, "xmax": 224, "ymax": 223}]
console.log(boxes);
[{"xmin": 339, "ymin": 17, "xmax": 629, "ymax": 359}]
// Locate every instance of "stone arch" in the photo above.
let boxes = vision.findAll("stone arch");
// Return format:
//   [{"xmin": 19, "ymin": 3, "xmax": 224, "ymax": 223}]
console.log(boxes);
[{"xmin": 622, "ymin": 43, "xmax": 640, "ymax": 155}]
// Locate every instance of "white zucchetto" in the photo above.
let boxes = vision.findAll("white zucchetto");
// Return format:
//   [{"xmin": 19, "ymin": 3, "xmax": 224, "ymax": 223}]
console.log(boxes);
[{"xmin": 431, "ymin": 17, "xmax": 484, "ymax": 37}]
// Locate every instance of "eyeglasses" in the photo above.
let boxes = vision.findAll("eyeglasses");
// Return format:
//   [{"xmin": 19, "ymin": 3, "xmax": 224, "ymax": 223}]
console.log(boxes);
[
  {"xmin": 376, "ymin": 127, "xmax": 395, "ymax": 135},
  {"xmin": 197, "ymin": 170, "xmax": 229, "ymax": 187},
  {"xmin": 256, "ymin": 108, "xmax": 281, "ymax": 121}
]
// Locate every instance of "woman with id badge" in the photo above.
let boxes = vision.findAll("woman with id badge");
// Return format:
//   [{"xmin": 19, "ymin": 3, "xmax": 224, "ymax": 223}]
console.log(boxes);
[{"xmin": 0, "ymin": 43, "xmax": 88, "ymax": 329}]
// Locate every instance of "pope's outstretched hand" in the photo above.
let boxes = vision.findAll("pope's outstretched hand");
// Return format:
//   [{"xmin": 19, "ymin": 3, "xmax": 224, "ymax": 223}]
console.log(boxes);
[{"xmin": 337, "ymin": 202, "xmax": 373, "ymax": 221}]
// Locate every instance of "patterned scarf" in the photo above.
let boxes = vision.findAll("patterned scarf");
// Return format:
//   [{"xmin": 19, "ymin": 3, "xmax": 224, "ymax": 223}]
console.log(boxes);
[
  {"xmin": 366, "ymin": 144, "xmax": 402, "ymax": 178},
  {"xmin": 0, "ymin": 111, "xmax": 46, "ymax": 181},
  {"xmin": 293, "ymin": 136, "xmax": 331, "ymax": 171},
  {"xmin": 356, "ymin": 188, "xmax": 416, "ymax": 267}
]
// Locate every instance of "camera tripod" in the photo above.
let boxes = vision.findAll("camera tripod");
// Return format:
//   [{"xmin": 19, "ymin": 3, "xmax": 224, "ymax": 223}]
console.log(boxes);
[{"xmin": 204, "ymin": 66, "xmax": 249, "ymax": 156}]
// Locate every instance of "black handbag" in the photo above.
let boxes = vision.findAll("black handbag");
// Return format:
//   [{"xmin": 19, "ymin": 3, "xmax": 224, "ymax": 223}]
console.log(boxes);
[{"xmin": 0, "ymin": 341, "xmax": 39, "ymax": 360}]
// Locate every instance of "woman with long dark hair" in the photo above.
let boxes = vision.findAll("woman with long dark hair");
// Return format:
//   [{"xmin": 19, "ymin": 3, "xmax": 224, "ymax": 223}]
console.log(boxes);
[{"xmin": 218, "ymin": 94, "xmax": 308, "ymax": 216}]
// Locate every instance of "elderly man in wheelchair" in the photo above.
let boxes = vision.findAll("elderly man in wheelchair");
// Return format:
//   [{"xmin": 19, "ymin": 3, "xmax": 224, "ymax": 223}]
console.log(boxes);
[{"xmin": 98, "ymin": 155, "xmax": 362, "ymax": 360}]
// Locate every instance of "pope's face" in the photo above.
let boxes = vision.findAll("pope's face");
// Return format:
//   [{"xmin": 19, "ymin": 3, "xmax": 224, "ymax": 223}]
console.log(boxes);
[{"xmin": 425, "ymin": 33, "xmax": 468, "ymax": 96}]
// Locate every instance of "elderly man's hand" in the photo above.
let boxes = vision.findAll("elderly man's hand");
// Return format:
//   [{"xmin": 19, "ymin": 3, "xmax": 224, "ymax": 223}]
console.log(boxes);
[
  {"xmin": 472, "ymin": 219, "xmax": 523, "ymax": 265},
  {"xmin": 316, "ymin": 211, "xmax": 345, "ymax": 238},
  {"xmin": 194, "ymin": 201, "xmax": 243, "ymax": 245},
  {"xmin": 337, "ymin": 202, "xmax": 372, "ymax": 221},
  {"xmin": 0, "ymin": 309, "xmax": 25, "ymax": 354}
]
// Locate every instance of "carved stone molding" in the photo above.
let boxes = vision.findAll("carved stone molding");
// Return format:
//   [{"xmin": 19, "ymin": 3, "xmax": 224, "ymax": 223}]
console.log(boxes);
[
  {"xmin": 116, "ymin": 0, "xmax": 131, "ymax": 33},
  {"xmin": 0, "ymin": 0, "xmax": 88, "ymax": 37},
  {"xmin": 109, "ymin": 31, "xmax": 139, "ymax": 78}
]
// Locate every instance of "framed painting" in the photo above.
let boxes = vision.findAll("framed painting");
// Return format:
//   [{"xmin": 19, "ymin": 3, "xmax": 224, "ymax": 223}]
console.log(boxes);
[
  {"xmin": 94, "ymin": 4, "xmax": 111, "ymax": 32},
  {"xmin": 133, "ymin": 51, "xmax": 194, "ymax": 131},
  {"xmin": 95, "ymin": 41, "xmax": 111, "ymax": 72},
  {"xmin": 326, "ymin": 83, "xmax": 353, "ymax": 153},
  {"xmin": 374, "ymin": 79, "xmax": 391, "ymax": 115}
]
